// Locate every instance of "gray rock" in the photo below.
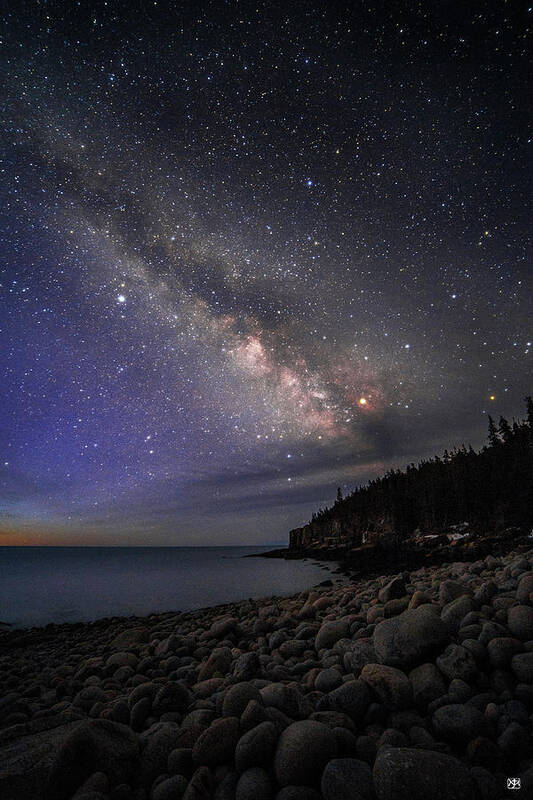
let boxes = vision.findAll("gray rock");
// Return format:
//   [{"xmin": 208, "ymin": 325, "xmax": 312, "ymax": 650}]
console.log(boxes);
[
  {"xmin": 152, "ymin": 774, "xmax": 188, "ymax": 800},
  {"xmin": 343, "ymin": 639, "xmax": 376, "ymax": 676},
  {"xmin": 152, "ymin": 683, "xmax": 191, "ymax": 716},
  {"xmin": 373, "ymin": 747, "xmax": 481, "ymax": 800},
  {"xmin": 360, "ymin": 663, "xmax": 412, "ymax": 709},
  {"xmin": 215, "ymin": 771, "xmax": 238, "ymax": 800},
  {"xmin": 378, "ymin": 577, "xmax": 406, "ymax": 604},
  {"xmin": 511, "ymin": 652, "xmax": 533, "ymax": 683},
  {"xmin": 130, "ymin": 697, "xmax": 152, "ymax": 732},
  {"xmin": 275, "ymin": 788, "xmax": 322, "ymax": 800},
  {"xmin": 110, "ymin": 627, "xmax": 149, "ymax": 650},
  {"xmin": 441, "ymin": 596, "xmax": 473, "ymax": 632},
  {"xmin": 321, "ymin": 758, "xmax": 375, "ymax": 800},
  {"xmin": 223, "ymin": 683, "xmax": 262, "ymax": 718},
  {"xmin": 233, "ymin": 652, "xmax": 260, "ymax": 681},
  {"xmin": 260, "ymin": 684, "xmax": 302, "ymax": 719},
  {"xmin": 315, "ymin": 621, "xmax": 350, "ymax": 651},
  {"xmin": 138, "ymin": 722, "xmax": 181, "ymax": 788},
  {"xmin": 241, "ymin": 700, "xmax": 270, "ymax": 731},
  {"xmin": 236, "ymin": 767, "xmax": 274, "ymax": 800},
  {"xmin": 439, "ymin": 580, "xmax": 470, "ymax": 606},
  {"xmin": 516, "ymin": 573, "xmax": 533, "ymax": 603},
  {"xmin": 73, "ymin": 687, "xmax": 107, "ymax": 712},
  {"xmin": 373, "ymin": 606, "xmax": 450, "ymax": 669},
  {"xmin": 168, "ymin": 747, "xmax": 194, "ymax": 778},
  {"xmin": 507, "ymin": 605, "xmax": 533, "ymax": 641},
  {"xmin": 436, "ymin": 644, "xmax": 477, "ymax": 682},
  {"xmin": 432, "ymin": 704, "xmax": 492, "ymax": 745},
  {"xmin": 273, "ymin": 720, "xmax": 337, "ymax": 787},
  {"xmin": 197, "ymin": 648, "xmax": 233, "ymax": 682},
  {"xmin": 45, "ymin": 720, "xmax": 139, "ymax": 800},
  {"xmin": 314, "ymin": 668, "xmax": 342, "ymax": 693},
  {"xmin": 210, "ymin": 617, "xmax": 240, "ymax": 638},
  {"xmin": 235, "ymin": 721, "xmax": 278, "ymax": 773},
  {"xmin": 192, "ymin": 717, "xmax": 240, "ymax": 768},
  {"xmin": 486, "ymin": 637, "xmax": 523, "ymax": 669},
  {"xmin": 182, "ymin": 766, "xmax": 212, "ymax": 800},
  {"xmin": 321, "ymin": 680, "xmax": 371, "ymax": 721}
]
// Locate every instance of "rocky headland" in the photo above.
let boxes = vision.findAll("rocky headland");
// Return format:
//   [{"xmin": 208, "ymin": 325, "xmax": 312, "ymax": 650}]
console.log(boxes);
[{"xmin": 1, "ymin": 544, "xmax": 533, "ymax": 800}]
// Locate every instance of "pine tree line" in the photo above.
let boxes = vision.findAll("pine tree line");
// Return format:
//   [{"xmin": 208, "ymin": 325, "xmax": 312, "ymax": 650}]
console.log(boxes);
[{"xmin": 309, "ymin": 396, "xmax": 533, "ymax": 539}]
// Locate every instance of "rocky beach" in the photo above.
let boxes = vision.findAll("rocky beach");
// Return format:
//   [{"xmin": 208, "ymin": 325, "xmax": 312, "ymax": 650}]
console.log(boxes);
[{"xmin": 1, "ymin": 544, "xmax": 533, "ymax": 800}]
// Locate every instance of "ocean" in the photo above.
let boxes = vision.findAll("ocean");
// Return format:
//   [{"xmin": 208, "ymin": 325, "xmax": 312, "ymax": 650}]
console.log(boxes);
[{"xmin": 0, "ymin": 546, "xmax": 335, "ymax": 629}]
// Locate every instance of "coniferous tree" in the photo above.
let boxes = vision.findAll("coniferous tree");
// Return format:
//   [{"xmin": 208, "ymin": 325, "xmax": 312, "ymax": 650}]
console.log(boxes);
[{"xmin": 300, "ymin": 397, "xmax": 533, "ymax": 543}]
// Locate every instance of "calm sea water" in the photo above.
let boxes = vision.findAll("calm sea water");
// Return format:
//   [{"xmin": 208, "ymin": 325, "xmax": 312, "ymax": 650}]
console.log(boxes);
[{"xmin": 0, "ymin": 546, "xmax": 335, "ymax": 629}]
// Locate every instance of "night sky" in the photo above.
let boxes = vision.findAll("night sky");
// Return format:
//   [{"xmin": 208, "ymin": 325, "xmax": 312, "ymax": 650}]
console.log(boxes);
[{"xmin": 1, "ymin": 1, "xmax": 531, "ymax": 546}]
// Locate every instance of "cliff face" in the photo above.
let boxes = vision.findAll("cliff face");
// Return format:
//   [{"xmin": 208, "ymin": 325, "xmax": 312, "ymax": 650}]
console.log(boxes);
[{"xmin": 289, "ymin": 511, "xmax": 394, "ymax": 551}]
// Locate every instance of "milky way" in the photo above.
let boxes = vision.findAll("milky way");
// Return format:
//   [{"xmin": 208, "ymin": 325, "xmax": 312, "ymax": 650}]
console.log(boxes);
[{"xmin": 1, "ymin": 2, "xmax": 531, "ymax": 544}]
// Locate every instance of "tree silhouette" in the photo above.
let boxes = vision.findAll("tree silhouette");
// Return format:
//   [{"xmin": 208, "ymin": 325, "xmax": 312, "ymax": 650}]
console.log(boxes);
[{"xmin": 300, "ymin": 397, "xmax": 533, "ymax": 545}]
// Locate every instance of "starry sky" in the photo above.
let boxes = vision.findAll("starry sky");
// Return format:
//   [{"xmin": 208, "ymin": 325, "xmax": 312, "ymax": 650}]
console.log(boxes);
[{"xmin": 1, "ymin": 1, "xmax": 531, "ymax": 546}]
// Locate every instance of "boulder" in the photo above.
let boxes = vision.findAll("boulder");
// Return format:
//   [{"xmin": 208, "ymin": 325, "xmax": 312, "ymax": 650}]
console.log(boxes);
[
  {"xmin": 432, "ymin": 704, "xmax": 492, "ymax": 746},
  {"xmin": 273, "ymin": 720, "xmax": 337, "ymax": 787},
  {"xmin": 360, "ymin": 664, "xmax": 412, "ymax": 709},
  {"xmin": 321, "ymin": 757, "xmax": 375, "ymax": 800},
  {"xmin": 45, "ymin": 720, "xmax": 138, "ymax": 800},
  {"xmin": 192, "ymin": 717, "xmax": 240, "ymax": 768},
  {"xmin": 436, "ymin": 645, "xmax": 477, "ymax": 682},
  {"xmin": 378, "ymin": 577, "xmax": 406, "ymax": 604},
  {"xmin": 235, "ymin": 721, "xmax": 278, "ymax": 773},
  {"xmin": 409, "ymin": 663, "xmax": 447, "ymax": 708},
  {"xmin": 315, "ymin": 621, "xmax": 350, "ymax": 651},
  {"xmin": 321, "ymin": 680, "xmax": 371, "ymax": 721},
  {"xmin": 373, "ymin": 747, "xmax": 480, "ymax": 800},
  {"xmin": 507, "ymin": 605, "xmax": 533, "ymax": 641},
  {"xmin": 235, "ymin": 767, "xmax": 274, "ymax": 800},
  {"xmin": 223, "ymin": 683, "xmax": 262, "ymax": 718},
  {"xmin": 373, "ymin": 606, "xmax": 450, "ymax": 669}
]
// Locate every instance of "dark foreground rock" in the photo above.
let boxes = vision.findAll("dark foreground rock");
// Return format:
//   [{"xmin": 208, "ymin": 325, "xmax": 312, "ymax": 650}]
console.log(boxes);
[{"xmin": 1, "ymin": 544, "xmax": 532, "ymax": 799}]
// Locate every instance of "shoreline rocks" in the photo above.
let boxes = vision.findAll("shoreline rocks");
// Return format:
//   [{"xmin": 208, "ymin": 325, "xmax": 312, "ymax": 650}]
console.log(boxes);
[{"xmin": 1, "ymin": 545, "xmax": 533, "ymax": 799}]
